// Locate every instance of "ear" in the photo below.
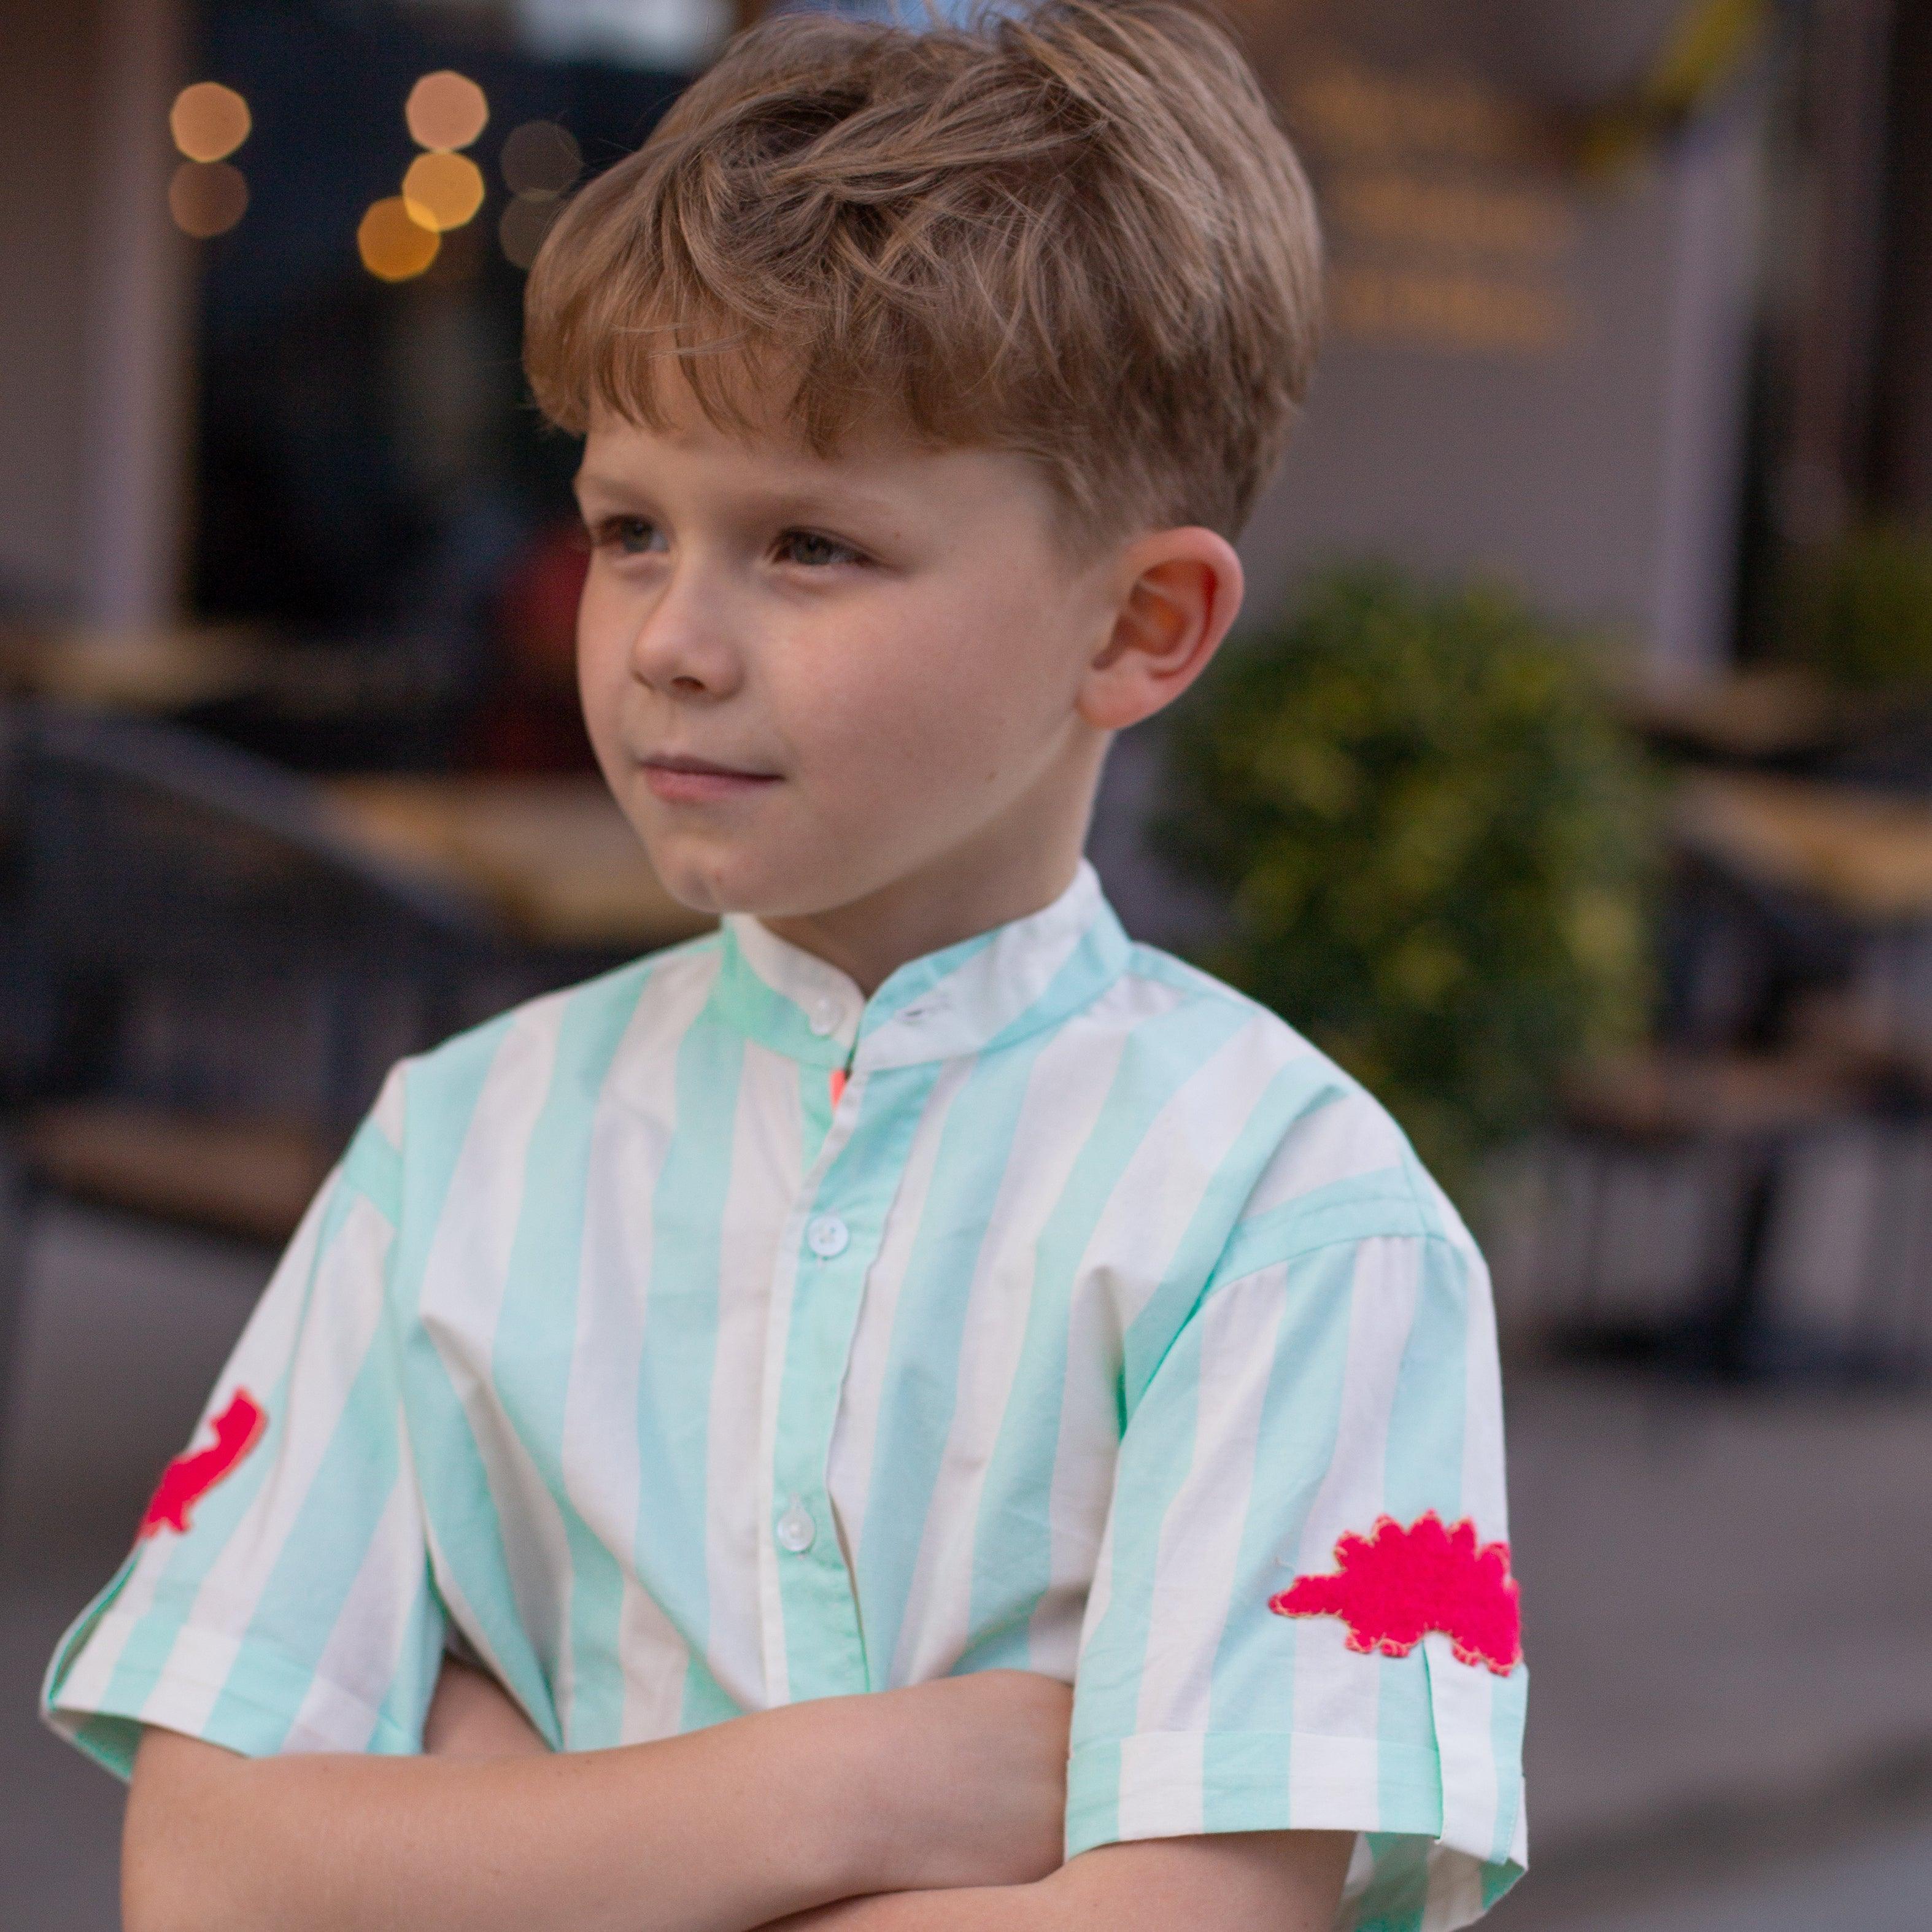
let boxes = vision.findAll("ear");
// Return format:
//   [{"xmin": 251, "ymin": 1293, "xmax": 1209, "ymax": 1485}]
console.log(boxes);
[{"xmin": 1075, "ymin": 527, "xmax": 1245, "ymax": 732}]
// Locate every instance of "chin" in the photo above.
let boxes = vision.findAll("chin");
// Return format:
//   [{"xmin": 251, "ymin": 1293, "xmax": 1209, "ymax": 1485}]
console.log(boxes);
[{"xmin": 645, "ymin": 843, "xmax": 812, "ymax": 921}]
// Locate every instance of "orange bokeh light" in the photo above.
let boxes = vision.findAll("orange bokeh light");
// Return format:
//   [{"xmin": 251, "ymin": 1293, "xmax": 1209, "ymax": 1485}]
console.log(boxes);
[
  {"xmin": 170, "ymin": 81, "xmax": 251, "ymax": 162},
  {"xmin": 169, "ymin": 161, "xmax": 249, "ymax": 238},
  {"xmin": 358, "ymin": 196, "xmax": 441, "ymax": 280},
  {"xmin": 402, "ymin": 150, "xmax": 486, "ymax": 231},
  {"xmin": 406, "ymin": 71, "xmax": 489, "ymax": 151}
]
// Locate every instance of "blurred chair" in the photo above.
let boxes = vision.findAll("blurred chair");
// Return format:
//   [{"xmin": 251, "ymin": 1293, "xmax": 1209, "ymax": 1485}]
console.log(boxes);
[
  {"xmin": 0, "ymin": 701, "xmax": 508, "ymax": 1484},
  {"xmin": 1542, "ymin": 1044, "xmax": 1879, "ymax": 1378},
  {"xmin": 1516, "ymin": 766, "xmax": 1932, "ymax": 1382}
]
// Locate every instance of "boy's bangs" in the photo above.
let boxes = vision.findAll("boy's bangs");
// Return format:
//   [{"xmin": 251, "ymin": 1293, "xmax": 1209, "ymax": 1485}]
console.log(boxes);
[{"xmin": 573, "ymin": 293, "xmax": 929, "ymax": 464}]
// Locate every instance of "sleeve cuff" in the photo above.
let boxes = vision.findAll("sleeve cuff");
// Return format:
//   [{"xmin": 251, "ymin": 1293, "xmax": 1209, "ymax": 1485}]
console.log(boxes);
[
  {"xmin": 1065, "ymin": 1728, "xmax": 1525, "ymax": 1929},
  {"xmin": 41, "ymin": 1607, "xmax": 418, "ymax": 1783}
]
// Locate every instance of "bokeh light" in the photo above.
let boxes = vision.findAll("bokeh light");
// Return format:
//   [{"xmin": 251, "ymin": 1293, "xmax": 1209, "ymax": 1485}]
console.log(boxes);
[
  {"xmin": 168, "ymin": 161, "xmax": 249, "ymax": 238},
  {"xmin": 403, "ymin": 150, "xmax": 486, "ymax": 231},
  {"xmin": 501, "ymin": 121, "xmax": 582, "ymax": 200},
  {"xmin": 406, "ymin": 71, "xmax": 489, "ymax": 151},
  {"xmin": 169, "ymin": 82, "xmax": 251, "ymax": 163},
  {"xmin": 358, "ymin": 196, "xmax": 441, "ymax": 280},
  {"xmin": 499, "ymin": 195, "xmax": 561, "ymax": 271}
]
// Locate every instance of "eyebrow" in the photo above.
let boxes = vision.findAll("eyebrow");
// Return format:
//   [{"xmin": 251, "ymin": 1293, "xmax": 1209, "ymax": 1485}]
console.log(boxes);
[{"xmin": 570, "ymin": 468, "xmax": 905, "ymax": 528}]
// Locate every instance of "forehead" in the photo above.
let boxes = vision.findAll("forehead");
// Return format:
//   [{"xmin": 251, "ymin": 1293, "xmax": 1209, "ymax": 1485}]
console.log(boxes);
[
  {"xmin": 580, "ymin": 346, "xmax": 917, "ymax": 469},
  {"xmin": 573, "ymin": 376, "xmax": 1070, "ymax": 544}
]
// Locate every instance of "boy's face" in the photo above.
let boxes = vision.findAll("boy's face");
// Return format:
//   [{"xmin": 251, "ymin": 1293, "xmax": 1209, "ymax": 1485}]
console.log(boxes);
[{"xmin": 572, "ymin": 372, "xmax": 1125, "ymax": 941}]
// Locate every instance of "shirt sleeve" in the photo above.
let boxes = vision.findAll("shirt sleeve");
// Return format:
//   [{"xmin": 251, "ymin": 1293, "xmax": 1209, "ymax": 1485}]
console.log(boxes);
[
  {"xmin": 39, "ymin": 1061, "xmax": 449, "ymax": 1781},
  {"xmin": 1065, "ymin": 1186, "xmax": 1528, "ymax": 1930}
]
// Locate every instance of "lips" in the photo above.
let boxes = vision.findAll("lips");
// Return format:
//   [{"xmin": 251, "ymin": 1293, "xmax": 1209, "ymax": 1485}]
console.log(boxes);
[{"xmin": 639, "ymin": 754, "xmax": 781, "ymax": 803}]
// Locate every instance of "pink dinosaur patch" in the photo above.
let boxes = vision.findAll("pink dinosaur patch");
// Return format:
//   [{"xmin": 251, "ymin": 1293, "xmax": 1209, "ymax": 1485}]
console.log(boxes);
[
  {"xmin": 139, "ymin": 1389, "xmax": 266, "ymax": 1538},
  {"xmin": 1270, "ymin": 1512, "xmax": 1521, "ymax": 1675}
]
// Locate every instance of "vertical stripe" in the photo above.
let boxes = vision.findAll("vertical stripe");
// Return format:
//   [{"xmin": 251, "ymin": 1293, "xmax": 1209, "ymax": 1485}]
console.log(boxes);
[
  {"xmin": 392, "ymin": 1007, "xmax": 555, "ymax": 1732},
  {"xmin": 703, "ymin": 1039, "xmax": 806, "ymax": 1709},
  {"xmin": 644, "ymin": 1005, "xmax": 746, "ymax": 1729},
  {"xmin": 415, "ymin": 1000, "xmax": 570, "ymax": 1724},
  {"xmin": 495, "ymin": 967, "xmax": 651, "ymax": 1745},
  {"xmin": 826, "ymin": 1057, "xmax": 975, "ymax": 1631},
  {"xmin": 853, "ymin": 1043, "xmax": 1048, "ymax": 1685},
  {"xmin": 279, "ymin": 1455, "xmax": 433, "ymax": 1752},
  {"xmin": 1134, "ymin": 1274, "xmax": 1285, "ymax": 1736},
  {"xmin": 578, "ymin": 948, "xmax": 721, "ymax": 1744},
  {"xmin": 962, "ymin": 984, "xmax": 1254, "ymax": 1673},
  {"xmin": 201, "ymin": 1254, "xmax": 426, "ymax": 1750},
  {"xmin": 1291, "ymin": 1238, "xmax": 1421, "ymax": 1831},
  {"xmin": 1203, "ymin": 1244, "xmax": 1359, "ymax": 1832},
  {"xmin": 880, "ymin": 1018, "xmax": 1127, "ymax": 1688}
]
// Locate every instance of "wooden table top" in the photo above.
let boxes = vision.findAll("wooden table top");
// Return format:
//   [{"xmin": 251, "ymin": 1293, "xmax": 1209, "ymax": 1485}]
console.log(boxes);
[
  {"xmin": 1676, "ymin": 771, "xmax": 1932, "ymax": 923},
  {"xmin": 0, "ymin": 621, "xmax": 272, "ymax": 711},
  {"xmin": 322, "ymin": 773, "xmax": 714, "ymax": 952}
]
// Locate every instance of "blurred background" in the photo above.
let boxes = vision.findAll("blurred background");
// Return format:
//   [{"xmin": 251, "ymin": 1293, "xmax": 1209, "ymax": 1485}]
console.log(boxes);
[{"xmin": 5, "ymin": 0, "xmax": 1932, "ymax": 1925}]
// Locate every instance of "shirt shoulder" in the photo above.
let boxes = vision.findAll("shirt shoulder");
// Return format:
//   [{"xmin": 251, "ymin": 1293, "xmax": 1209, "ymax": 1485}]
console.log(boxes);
[
  {"xmin": 1105, "ymin": 940, "xmax": 1475, "ymax": 1281},
  {"xmin": 374, "ymin": 927, "xmax": 725, "ymax": 1170}
]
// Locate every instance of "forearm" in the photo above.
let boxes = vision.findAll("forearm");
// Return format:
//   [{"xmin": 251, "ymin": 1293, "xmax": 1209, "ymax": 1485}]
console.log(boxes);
[
  {"xmin": 762, "ymin": 1831, "xmax": 1353, "ymax": 1932},
  {"xmin": 763, "ymin": 1879, "xmax": 1053, "ymax": 1931},
  {"xmin": 124, "ymin": 1701, "xmax": 890, "ymax": 1932}
]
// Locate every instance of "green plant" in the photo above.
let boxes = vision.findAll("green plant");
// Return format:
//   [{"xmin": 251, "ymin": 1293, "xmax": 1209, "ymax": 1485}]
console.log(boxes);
[
  {"xmin": 1154, "ymin": 563, "xmax": 1655, "ymax": 1196},
  {"xmin": 1782, "ymin": 520, "xmax": 1932, "ymax": 690}
]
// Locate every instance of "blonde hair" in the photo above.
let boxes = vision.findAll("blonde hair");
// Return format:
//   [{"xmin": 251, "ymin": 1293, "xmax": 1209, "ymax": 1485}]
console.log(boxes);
[{"xmin": 523, "ymin": 0, "xmax": 1322, "ymax": 551}]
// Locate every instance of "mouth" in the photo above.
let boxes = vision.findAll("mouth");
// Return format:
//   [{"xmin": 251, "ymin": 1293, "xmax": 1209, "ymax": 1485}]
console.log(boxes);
[{"xmin": 638, "ymin": 753, "xmax": 782, "ymax": 803}]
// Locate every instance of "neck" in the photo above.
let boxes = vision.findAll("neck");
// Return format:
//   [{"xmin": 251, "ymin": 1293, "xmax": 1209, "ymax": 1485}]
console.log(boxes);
[{"xmin": 757, "ymin": 766, "xmax": 1101, "ymax": 995}]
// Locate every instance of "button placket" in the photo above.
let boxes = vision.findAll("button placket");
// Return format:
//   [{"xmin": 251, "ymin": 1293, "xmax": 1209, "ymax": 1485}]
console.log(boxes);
[{"xmin": 766, "ymin": 1062, "xmax": 941, "ymax": 1702}]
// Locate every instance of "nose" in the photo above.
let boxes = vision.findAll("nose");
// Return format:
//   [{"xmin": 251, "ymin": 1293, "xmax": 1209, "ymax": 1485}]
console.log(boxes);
[{"xmin": 626, "ymin": 560, "xmax": 743, "ymax": 701}]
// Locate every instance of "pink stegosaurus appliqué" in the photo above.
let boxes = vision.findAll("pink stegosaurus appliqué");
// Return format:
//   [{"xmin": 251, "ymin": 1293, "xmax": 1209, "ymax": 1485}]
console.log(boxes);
[{"xmin": 1269, "ymin": 1511, "xmax": 1521, "ymax": 1675}]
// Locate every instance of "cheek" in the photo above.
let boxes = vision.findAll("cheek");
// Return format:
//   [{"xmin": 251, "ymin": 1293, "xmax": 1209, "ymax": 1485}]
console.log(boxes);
[
  {"xmin": 790, "ymin": 628, "xmax": 999, "ymax": 789},
  {"xmin": 573, "ymin": 584, "xmax": 629, "ymax": 732}
]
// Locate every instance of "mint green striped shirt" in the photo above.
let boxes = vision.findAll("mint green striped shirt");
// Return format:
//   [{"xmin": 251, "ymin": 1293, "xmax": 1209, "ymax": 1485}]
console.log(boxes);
[{"xmin": 43, "ymin": 858, "xmax": 1526, "ymax": 1928}]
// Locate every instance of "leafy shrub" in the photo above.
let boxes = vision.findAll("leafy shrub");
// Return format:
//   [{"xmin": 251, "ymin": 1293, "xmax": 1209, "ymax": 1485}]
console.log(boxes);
[
  {"xmin": 1154, "ymin": 564, "xmax": 1655, "ymax": 1194},
  {"xmin": 1782, "ymin": 521, "xmax": 1932, "ymax": 690}
]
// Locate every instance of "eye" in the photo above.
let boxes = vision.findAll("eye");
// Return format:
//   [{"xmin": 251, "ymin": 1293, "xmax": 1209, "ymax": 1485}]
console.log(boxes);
[
  {"xmin": 590, "ymin": 515, "xmax": 665, "ymax": 556},
  {"xmin": 778, "ymin": 528, "xmax": 862, "ymax": 568}
]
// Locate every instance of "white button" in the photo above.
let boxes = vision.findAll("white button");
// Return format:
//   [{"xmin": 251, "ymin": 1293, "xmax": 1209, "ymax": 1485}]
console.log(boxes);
[
  {"xmin": 808, "ymin": 995, "xmax": 841, "ymax": 1037},
  {"xmin": 807, "ymin": 1213, "xmax": 849, "ymax": 1259},
  {"xmin": 776, "ymin": 1500, "xmax": 816, "ymax": 1553}
]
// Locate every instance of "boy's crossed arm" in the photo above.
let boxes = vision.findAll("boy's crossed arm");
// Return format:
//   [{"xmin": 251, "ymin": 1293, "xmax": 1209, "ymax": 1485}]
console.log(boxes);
[
  {"xmin": 419, "ymin": 1663, "xmax": 1351, "ymax": 1931},
  {"xmin": 124, "ymin": 1656, "xmax": 1348, "ymax": 1932},
  {"xmin": 121, "ymin": 1664, "xmax": 1071, "ymax": 1932},
  {"xmin": 422, "ymin": 1661, "xmax": 1353, "ymax": 1932},
  {"xmin": 765, "ymin": 1834, "xmax": 1352, "ymax": 1932}
]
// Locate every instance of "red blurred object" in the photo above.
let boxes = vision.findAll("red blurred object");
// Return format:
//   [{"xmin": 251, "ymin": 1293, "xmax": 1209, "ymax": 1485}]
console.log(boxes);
[{"xmin": 463, "ymin": 522, "xmax": 597, "ymax": 771}]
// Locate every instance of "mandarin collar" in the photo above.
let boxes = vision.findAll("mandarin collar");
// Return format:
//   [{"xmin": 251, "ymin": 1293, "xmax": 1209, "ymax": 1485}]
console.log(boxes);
[{"xmin": 713, "ymin": 857, "xmax": 1132, "ymax": 1069}]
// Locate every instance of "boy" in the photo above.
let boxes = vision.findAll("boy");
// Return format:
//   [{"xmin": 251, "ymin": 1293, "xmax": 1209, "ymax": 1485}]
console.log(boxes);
[{"xmin": 41, "ymin": 4, "xmax": 1527, "ymax": 1928}]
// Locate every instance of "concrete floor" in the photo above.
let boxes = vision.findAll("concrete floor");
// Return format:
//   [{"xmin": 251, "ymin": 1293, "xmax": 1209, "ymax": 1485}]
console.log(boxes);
[
  {"xmin": 7, "ymin": 1200, "xmax": 1932, "ymax": 1927},
  {"xmin": 1502, "ymin": 1815, "xmax": 1932, "ymax": 1932}
]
